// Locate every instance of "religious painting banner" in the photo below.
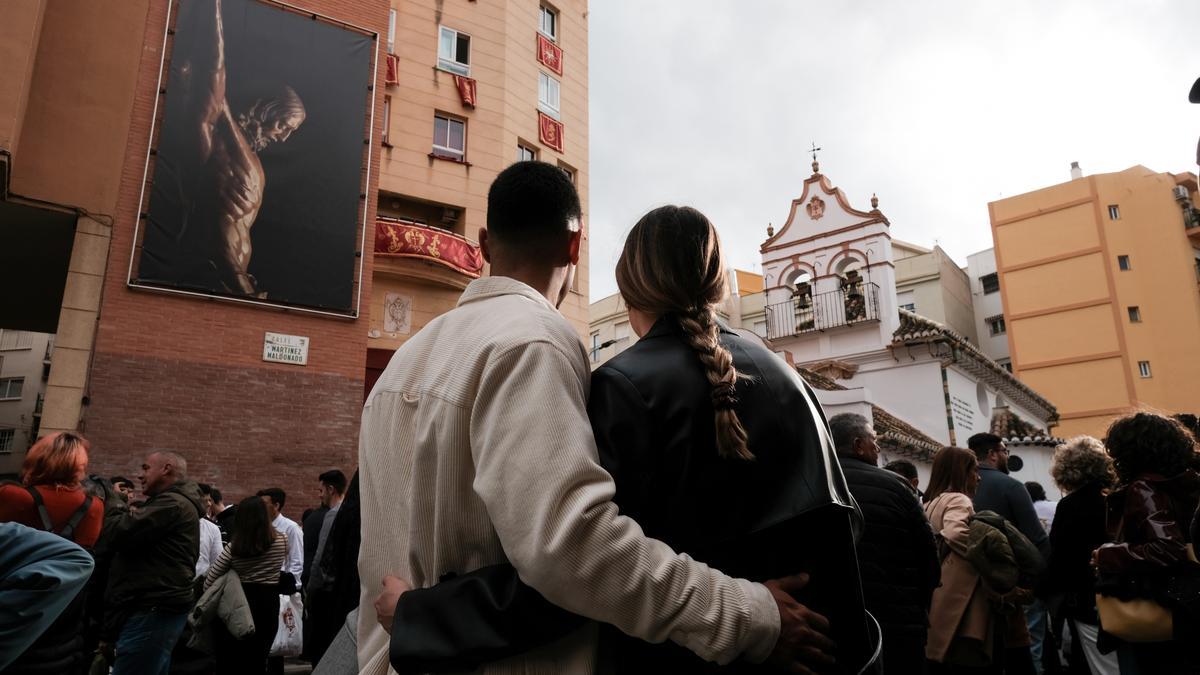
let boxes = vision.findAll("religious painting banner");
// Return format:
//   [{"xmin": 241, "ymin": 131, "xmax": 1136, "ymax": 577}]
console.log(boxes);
[
  {"xmin": 537, "ymin": 34, "xmax": 562, "ymax": 75},
  {"xmin": 538, "ymin": 112, "xmax": 564, "ymax": 153},
  {"xmin": 135, "ymin": 0, "xmax": 372, "ymax": 313},
  {"xmin": 374, "ymin": 219, "xmax": 484, "ymax": 278}
]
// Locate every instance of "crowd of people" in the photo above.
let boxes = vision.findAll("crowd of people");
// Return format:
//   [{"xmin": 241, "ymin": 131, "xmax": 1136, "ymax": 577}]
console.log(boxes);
[
  {"xmin": 2, "ymin": 162, "xmax": 1200, "ymax": 674},
  {"xmin": 0, "ymin": 432, "xmax": 356, "ymax": 675}
]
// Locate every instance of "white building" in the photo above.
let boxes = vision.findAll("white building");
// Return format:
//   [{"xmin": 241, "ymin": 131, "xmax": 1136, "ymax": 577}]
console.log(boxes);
[
  {"xmin": 966, "ymin": 248, "xmax": 1012, "ymax": 369},
  {"xmin": 757, "ymin": 164, "xmax": 1060, "ymax": 493},
  {"xmin": 0, "ymin": 329, "xmax": 53, "ymax": 479}
]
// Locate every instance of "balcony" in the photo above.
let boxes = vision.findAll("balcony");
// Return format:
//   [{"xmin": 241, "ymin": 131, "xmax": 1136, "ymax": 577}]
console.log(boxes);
[
  {"xmin": 373, "ymin": 218, "xmax": 484, "ymax": 289},
  {"xmin": 765, "ymin": 282, "xmax": 882, "ymax": 341}
]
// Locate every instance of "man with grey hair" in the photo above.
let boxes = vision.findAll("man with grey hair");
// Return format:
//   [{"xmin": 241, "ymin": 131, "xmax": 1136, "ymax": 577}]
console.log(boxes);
[
  {"xmin": 102, "ymin": 451, "xmax": 207, "ymax": 675},
  {"xmin": 827, "ymin": 413, "xmax": 941, "ymax": 675}
]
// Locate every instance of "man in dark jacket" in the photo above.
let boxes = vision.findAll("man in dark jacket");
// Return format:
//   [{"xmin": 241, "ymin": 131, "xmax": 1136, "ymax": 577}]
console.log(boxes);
[
  {"xmin": 828, "ymin": 413, "xmax": 941, "ymax": 675},
  {"xmin": 102, "ymin": 451, "xmax": 205, "ymax": 675},
  {"xmin": 969, "ymin": 433, "xmax": 1049, "ymax": 556}
]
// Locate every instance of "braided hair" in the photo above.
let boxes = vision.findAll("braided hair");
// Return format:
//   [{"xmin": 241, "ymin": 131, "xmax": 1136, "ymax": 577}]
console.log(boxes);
[{"xmin": 615, "ymin": 206, "xmax": 752, "ymax": 460}]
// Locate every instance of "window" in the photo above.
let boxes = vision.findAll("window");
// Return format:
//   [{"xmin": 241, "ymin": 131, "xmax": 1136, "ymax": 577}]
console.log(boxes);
[
  {"xmin": 1127, "ymin": 306, "xmax": 1141, "ymax": 323},
  {"xmin": 382, "ymin": 96, "xmax": 392, "ymax": 147},
  {"xmin": 1138, "ymin": 361, "xmax": 1152, "ymax": 378},
  {"xmin": 980, "ymin": 273, "xmax": 1000, "ymax": 294},
  {"xmin": 0, "ymin": 330, "xmax": 33, "ymax": 351},
  {"xmin": 0, "ymin": 429, "xmax": 13, "ymax": 453},
  {"xmin": 387, "ymin": 9, "xmax": 397, "ymax": 54},
  {"xmin": 539, "ymin": 5, "xmax": 557, "ymax": 41},
  {"xmin": 1108, "ymin": 205, "xmax": 1120, "ymax": 220},
  {"xmin": 1118, "ymin": 255, "xmax": 1131, "ymax": 271},
  {"xmin": 0, "ymin": 377, "xmax": 23, "ymax": 400},
  {"xmin": 516, "ymin": 143, "xmax": 537, "ymax": 162},
  {"xmin": 900, "ymin": 303, "xmax": 916, "ymax": 312},
  {"xmin": 437, "ymin": 26, "xmax": 470, "ymax": 76},
  {"xmin": 987, "ymin": 315, "xmax": 1006, "ymax": 336},
  {"xmin": 557, "ymin": 161, "xmax": 575, "ymax": 184},
  {"xmin": 590, "ymin": 332, "xmax": 600, "ymax": 362},
  {"xmin": 432, "ymin": 114, "xmax": 465, "ymax": 160},
  {"xmin": 538, "ymin": 72, "xmax": 561, "ymax": 118}
]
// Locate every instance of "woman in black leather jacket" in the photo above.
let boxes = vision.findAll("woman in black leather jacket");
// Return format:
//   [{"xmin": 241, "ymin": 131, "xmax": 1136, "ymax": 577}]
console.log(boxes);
[
  {"xmin": 1095, "ymin": 412, "xmax": 1200, "ymax": 674},
  {"xmin": 378, "ymin": 205, "xmax": 871, "ymax": 673}
]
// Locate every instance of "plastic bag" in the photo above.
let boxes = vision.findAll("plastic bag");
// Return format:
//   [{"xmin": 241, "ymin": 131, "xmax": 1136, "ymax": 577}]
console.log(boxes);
[{"xmin": 270, "ymin": 592, "xmax": 304, "ymax": 657}]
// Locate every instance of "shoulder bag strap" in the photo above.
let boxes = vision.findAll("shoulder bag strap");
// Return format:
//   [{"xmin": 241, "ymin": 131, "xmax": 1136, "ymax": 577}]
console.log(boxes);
[
  {"xmin": 25, "ymin": 486, "xmax": 55, "ymax": 532},
  {"xmin": 59, "ymin": 494, "xmax": 94, "ymax": 541}
]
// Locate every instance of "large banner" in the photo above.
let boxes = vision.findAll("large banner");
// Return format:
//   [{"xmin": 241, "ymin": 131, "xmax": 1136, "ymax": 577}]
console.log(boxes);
[{"xmin": 136, "ymin": 0, "xmax": 372, "ymax": 313}]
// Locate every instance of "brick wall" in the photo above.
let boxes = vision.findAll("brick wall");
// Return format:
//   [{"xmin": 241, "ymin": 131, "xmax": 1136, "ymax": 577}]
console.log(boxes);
[{"xmin": 84, "ymin": 0, "xmax": 388, "ymax": 514}]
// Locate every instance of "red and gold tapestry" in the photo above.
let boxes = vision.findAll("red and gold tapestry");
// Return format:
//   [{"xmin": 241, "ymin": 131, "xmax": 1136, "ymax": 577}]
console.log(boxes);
[
  {"xmin": 384, "ymin": 54, "xmax": 400, "ymax": 86},
  {"xmin": 538, "ymin": 112, "xmax": 564, "ymax": 153},
  {"xmin": 453, "ymin": 75, "xmax": 477, "ymax": 107},
  {"xmin": 374, "ymin": 219, "xmax": 484, "ymax": 278},
  {"xmin": 537, "ymin": 34, "xmax": 563, "ymax": 75}
]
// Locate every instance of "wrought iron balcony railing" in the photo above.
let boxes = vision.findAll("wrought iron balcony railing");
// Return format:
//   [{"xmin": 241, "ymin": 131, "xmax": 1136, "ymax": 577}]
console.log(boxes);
[{"xmin": 764, "ymin": 282, "xmax": 882, "ymax": 340}]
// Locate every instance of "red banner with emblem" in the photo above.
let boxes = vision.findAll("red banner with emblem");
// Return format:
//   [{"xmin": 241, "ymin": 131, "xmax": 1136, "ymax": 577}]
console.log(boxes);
[
  {"xmin": 453, "ymin": 75, "xmax": 477, "ymax": 107},
  {"xmin": 374, "ymin": 219, "xmax": 484, "ymax": 278},
  {"xmin": 538, "ymin": 112, "xmax": 563, "ymax": 153},
  {"xmin": 537, "ymin": 34, "xmax": 563, "ymax": 76},
  {"xmin": 384, "ymin": 53, "xmax": 400, "ymax": 86}
]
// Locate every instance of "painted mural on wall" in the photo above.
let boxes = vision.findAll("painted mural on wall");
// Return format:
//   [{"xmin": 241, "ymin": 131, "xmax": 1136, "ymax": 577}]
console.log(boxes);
[{"xmin": 135, "ymin": 0, "xmax": 372, "ymax": 312}]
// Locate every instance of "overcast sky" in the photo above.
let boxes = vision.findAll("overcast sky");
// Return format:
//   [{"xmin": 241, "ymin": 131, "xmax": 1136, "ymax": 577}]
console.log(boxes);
[{"xmin": 585, "ymin": 1, "xmax": 1200, "ymax": 300}]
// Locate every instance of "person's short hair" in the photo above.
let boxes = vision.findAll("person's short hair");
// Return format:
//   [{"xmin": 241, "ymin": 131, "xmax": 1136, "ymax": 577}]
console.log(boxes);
[
  {"xmin": 883, "ymin": 459, "xmax": 918, "ymax": 482},
  {"xmin": 111, "ymin": 475, "xmax": 133, "ymax": 489},
  {"xmin": 1051, "ymin": 435, "xmax": 1114, "ymax": 493},
  {"xmin": 209, "ymin": 487, "xmax": 223, "ymax": 505},
  {"xmin": 150, "ymin": 451, "xmax": 189, "ymax": 480},
  {"xmin": 318, "ymin": 469, "xmax": 348, "ymax": 495},
  {"xmin": 486, "ymin": 161, "xmax": 581, "ymax": 259},
  {"xmin": 1104, "ymin": 412, "xmax": 1197, "ymax": 485},
  {"xmin": 197, "ymin": 483, "xmax": 212, "ymax": 496},
  {"xmin": 967, "ymin": 433, "xmax": 1004, "ymax": 460},
  {"xmin": 257, "ymin": 487, "xmax": 286, "ymax": 508},
  {"xmin": 827, "ymin": 413, "xmax": 873, "ymax": 456},
  {"xmin": 22, "ymin": 432, "xmax": 90, "ymax": 488},
  {"xmin": 1024, "ymin": 481, "xmax": 1047, "ymax": 502}
]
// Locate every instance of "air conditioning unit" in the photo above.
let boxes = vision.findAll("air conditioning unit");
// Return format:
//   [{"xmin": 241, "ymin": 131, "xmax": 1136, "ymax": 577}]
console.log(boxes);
[{"xmin": 1174, "ymin": 185, "xmax": 1191, "ymax": 203}]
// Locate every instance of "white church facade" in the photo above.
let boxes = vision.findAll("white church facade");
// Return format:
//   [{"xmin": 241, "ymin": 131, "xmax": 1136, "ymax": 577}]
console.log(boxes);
[{"xmin": 588, "ymin": 161, "xmax": 1065, "ymax": 497}]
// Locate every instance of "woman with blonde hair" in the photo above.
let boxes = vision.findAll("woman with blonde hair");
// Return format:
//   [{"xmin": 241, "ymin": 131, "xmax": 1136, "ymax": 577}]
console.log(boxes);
[
  {"xmin": 375, "ymin": 205, "xmax": 871, "ymax": 673},
  {"xmin": 1044, "ymin": 435, "xmax": 1118, "ymax": 674},
  {"xmin": 0, "ymin": 431, "xmax": 104, "ymax": 674}
]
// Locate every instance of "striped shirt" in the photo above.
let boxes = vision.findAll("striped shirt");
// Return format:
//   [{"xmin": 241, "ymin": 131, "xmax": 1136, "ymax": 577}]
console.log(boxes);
[{"xmin": 204, "ymin": 532, "xmax": 288, "ymax": 589}]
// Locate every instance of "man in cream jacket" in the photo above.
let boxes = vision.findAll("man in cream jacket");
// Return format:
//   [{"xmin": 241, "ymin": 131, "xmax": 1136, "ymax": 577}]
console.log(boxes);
[{"xmin": 357, "ymin": 162, "xmax": 829, "ymax": 674}]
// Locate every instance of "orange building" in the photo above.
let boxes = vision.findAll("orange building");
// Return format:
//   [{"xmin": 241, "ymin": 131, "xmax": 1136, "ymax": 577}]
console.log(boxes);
[
  {"xmin": 989, "ymin": 165, "xmax": 1200, "ymax": 438},
  {"xmin": 367, "ymin": 0, "xmax": 589, "ymax": 391}
]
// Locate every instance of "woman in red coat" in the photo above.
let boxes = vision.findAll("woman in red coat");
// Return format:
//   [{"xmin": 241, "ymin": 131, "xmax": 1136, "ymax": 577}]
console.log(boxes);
[{"xmin": 0, "ymin": 431, "xmax": 105, "ymax": 674}]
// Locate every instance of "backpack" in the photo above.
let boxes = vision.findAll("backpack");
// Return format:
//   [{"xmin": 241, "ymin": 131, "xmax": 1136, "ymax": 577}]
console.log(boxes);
[
  {"xmin": 25, "ymin": 485, "xmax": 94, "ymax": 542},
  {"xmin": 971, "ymin": 510, "xmax": 1044, "ymax": 585}
]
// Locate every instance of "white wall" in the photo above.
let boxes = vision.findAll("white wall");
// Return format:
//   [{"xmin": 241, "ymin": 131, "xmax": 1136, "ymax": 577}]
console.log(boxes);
[{"xmin": 851, "ymin": 359, "xmax": 951, "ymax": 445}]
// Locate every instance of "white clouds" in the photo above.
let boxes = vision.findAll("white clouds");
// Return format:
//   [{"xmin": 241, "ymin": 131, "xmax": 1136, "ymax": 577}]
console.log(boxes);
[{"xmin": 586, "ymin": 0, "xmax": 1200, "ymax": 299}]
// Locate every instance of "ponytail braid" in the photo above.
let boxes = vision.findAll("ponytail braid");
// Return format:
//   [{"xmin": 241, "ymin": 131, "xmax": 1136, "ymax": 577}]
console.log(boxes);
[{"xmin": 677, "ymin": 307, "xmax": 753, "ymax": 461}]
